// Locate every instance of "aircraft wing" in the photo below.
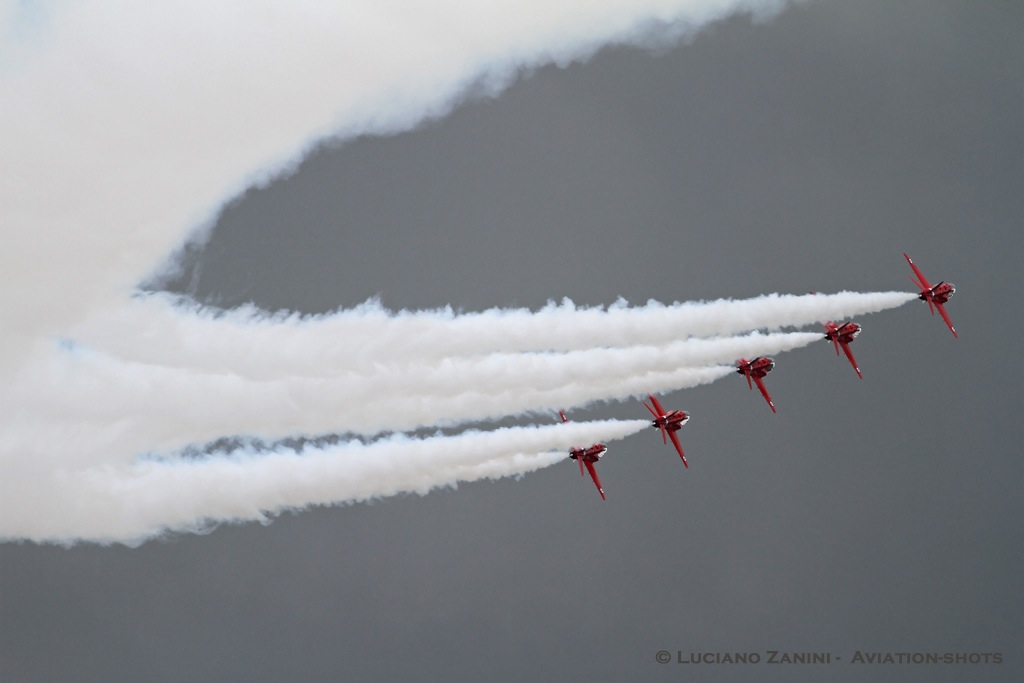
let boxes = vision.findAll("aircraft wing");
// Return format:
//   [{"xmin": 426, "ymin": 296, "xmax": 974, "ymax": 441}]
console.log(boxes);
[
  {"xmin": 934, "ymin": 302, "xmax": 958, "ymax": 338},
  {"xmin": 643, "ymin": 397, "xmax": 668, "ymax": 443},
  {"xmin": 583, "ymin": 460, "xmax": 605, "ymax": 500},
  {"xmin": 839, "ymin": 342, "xmax": 863, "ymax": 379},
  {"xmin": 904, "ymin": 252, "xmax": 932, "ymax": 290},
  {"xmin": 668, "ymin": 430, "xmax": 688, "ymax": 468},
  {"xmin": 753, "ymin": 376, "xmax": 776, "ymax": 413},
  {"xmin": 647, "ymin": 394, "xmax": 666, "ymax": 417}
]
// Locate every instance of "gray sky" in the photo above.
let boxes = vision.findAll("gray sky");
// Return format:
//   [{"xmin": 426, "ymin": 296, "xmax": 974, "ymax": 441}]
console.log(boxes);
[{"xmin": 3, "ymin": 0, "xmax": 1022, "ymax": 681}]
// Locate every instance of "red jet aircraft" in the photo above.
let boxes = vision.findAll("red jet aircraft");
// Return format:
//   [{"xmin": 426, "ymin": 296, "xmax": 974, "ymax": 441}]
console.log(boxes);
[
  {"xmin": 904, "ymin": 252, "xmax": 957, "ymax": 338},
  {"xmin": 559, "ymin": 411, "xmax": 607, "ymax": 500},
  {"xmin": 823, "ymin": 320, "xmax": 863, "ymax": 379},
  {"xmin": 737, "ymin": 357, "xmax": 776, "ymax": 413},
  {"xmin": 642, "ymin": 394, "xmax": 690, "ymax": 467}
]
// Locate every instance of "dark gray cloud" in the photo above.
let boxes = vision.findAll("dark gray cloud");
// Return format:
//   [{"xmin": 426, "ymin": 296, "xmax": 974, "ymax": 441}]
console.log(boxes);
[{"xmin": 3, "ymin": 1, "xmax": 1022, "ymax": 681}]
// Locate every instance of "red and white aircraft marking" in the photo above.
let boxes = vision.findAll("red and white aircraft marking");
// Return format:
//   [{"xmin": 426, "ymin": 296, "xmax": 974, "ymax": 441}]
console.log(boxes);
[
  {"xmin": 823, "ymin": 320, "xmax": 863, "ymax": 379},
  {"xmin": 642, "ymin": 393, "xmax": 690, "ymax": 468},
  {"xmin": 737, "ymin": 357, "xmax": 776, "ymax": 413},
  {"xmin": 905, "ymin": 252, "xmax": 957, "ymax": 338},
  {"xmin": 559, "ymin": 411, "xmax": 608, "ymax": 500}
]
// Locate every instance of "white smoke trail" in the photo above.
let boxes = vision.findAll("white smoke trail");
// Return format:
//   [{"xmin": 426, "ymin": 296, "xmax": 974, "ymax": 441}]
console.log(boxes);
[
  {"xmin": 1, "ymin": 419, "xmax": 648, "ymax": 545},
  {"xmin": 69, "ymin": 291, "xmax": 915, "ymax": 378},
  {"xmin": 0, "ymin": 315, "xmax": 834, "ymax": 545},
  {"xmin": 0, "ymin": 0, "xmax": 791, "ymax": 378},
  {"xmin": 10, "ymin": 0, "xmax": 931, "ymax": 547},
  {"xmin": 10, "ymin": 331, "xmax": 815, "ymax": 458}
]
